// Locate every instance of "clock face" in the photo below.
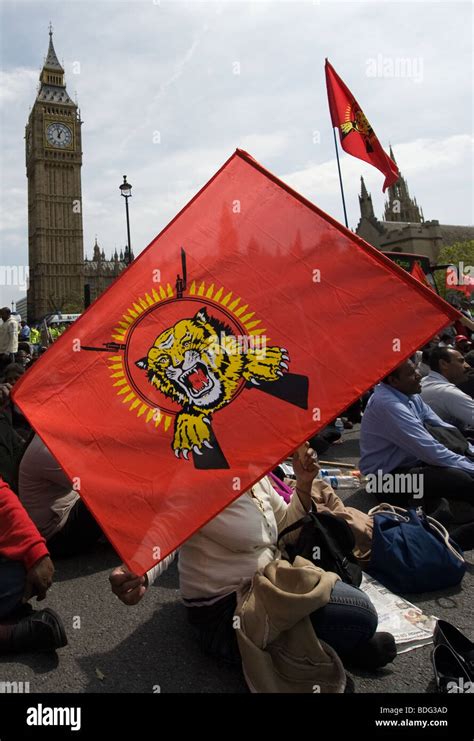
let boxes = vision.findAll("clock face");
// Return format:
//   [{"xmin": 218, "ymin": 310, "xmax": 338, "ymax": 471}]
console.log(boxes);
[{"xmin": 46, "ymin": 122, "xmax": 73, "ymax": 149}]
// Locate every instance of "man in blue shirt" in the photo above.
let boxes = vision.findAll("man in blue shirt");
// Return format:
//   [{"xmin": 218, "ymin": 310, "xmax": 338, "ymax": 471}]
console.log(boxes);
[{"xmin": 360, "ymin": 358, "xmax": 474, "ymax": 508}]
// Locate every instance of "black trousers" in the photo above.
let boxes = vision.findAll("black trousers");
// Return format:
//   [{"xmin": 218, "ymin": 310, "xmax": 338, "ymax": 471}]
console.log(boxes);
[
  {"xmin": 47, "ymin": 498, "xmax": 104, "ymax": 558},
  {"xmin": 371, "ymin": 465, "xmax": 474, "ymax": 549},
  {"xmin": 186, "ymin": 593, "xmax": 241, "ymax": 665},
  {"xmin": 376, "ymin": 465, "xmax": 474, "ymax": 506}
]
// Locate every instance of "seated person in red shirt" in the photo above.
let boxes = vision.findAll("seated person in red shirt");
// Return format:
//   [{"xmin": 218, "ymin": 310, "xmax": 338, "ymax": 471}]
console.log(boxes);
[{"xmin": 0, "ymin": 476, "xmax": 67, "ymax": 653}]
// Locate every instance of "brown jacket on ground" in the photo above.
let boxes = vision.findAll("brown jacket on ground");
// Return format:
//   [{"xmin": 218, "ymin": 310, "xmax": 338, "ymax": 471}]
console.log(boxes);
[{"xmin": 235, "ymin": 556, "xmax": 345, "ymax": 693}]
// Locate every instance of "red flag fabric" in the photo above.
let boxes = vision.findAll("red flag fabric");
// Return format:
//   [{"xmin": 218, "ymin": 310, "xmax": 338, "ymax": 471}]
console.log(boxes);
[
  {"xmin": 446, "ymin": 265, "xmax": 474, "ymax": 297},
  {"xmin": 13, "ymin": 150, "xmax": 458, "ymax": 575},
  {"xmin": 325, "ymin": 59, "xmax": 399, "ymax": 192},
  {"xmin": 410, "ymin": 260, "xmax": 433, "ymax": 289}
]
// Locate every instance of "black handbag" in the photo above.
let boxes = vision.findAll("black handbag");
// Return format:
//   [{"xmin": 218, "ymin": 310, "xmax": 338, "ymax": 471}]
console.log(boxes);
[{"xmin": 277, "ymin": 507, "xmax": 362, "ymax": 586}]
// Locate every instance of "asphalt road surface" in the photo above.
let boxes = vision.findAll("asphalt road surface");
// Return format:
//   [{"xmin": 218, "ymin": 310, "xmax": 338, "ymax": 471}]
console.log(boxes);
[{"xmin": 1, "ymin": 427, "xmax": 472, "ymax": 694}]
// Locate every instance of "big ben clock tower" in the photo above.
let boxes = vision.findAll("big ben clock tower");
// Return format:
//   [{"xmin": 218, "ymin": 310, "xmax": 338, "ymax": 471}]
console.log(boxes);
[{"xmin": 26, "ymin": 26, "xmax": 84, "ymax": 321}]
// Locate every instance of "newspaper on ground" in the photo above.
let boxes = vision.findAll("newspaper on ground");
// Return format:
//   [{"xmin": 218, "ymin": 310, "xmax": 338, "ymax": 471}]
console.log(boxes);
[{"xmin": 360, "ymin": 573, "xmax": 437, "ymax": 654}]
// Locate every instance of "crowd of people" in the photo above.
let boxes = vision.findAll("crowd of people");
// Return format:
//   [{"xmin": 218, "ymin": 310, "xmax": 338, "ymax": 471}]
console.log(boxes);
[
  {"xmin": 0, "ymin": 306, "xmax": 68, "ymax": 370},
  {"xmin": 0, "ymin": 302, "xmax": 473, "ymax": 692}
]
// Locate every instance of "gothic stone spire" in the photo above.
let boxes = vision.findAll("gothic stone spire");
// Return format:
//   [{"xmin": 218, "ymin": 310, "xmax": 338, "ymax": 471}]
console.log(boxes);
[
  {"xmin": 359, "ymin": 176, "xmax": 375, "ymax": 220},
  {"xmin": 383, "ymin": 146, "xmax": 423, "ymax": 224}
]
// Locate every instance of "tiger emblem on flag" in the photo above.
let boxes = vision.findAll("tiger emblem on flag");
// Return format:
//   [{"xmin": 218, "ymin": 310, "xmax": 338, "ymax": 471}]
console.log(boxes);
[{"xmin": 137, "ymin": 307, "xmax": 289, "ymax": 459}]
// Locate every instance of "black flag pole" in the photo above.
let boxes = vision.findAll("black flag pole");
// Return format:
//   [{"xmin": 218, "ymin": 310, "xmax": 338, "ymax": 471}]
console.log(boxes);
[
  {"xmin": 181, "ymin": 247, "xmax": 187, "ymax": 290},
  {"xmin": 176, "ymin": 247, "xmax": 187, "ymax": 298},
  {"xmin": 332, "ymin": 126, "xmax": 349, "ymax": 228}
]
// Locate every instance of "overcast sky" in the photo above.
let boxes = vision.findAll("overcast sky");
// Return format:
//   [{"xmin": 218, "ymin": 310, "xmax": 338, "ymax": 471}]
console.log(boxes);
[{"xmin": 0, "ymin": 0, "xmax": 472, "ymax": 310}]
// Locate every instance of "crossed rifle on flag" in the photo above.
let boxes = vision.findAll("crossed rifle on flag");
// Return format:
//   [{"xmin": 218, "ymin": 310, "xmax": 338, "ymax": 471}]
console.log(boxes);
[{"xmin": 81, "ymin": 252, "xmax": 309, "ymax": 469}]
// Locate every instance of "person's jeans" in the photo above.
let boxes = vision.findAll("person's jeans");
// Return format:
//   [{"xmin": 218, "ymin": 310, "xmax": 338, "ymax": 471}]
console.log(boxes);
[
  {"xmin": 310, "ymin": 581, "xmax": 378, "ymax": 655},
  {"xmin": 0, "ymin": 557, "xmax": 26, "ymax": 620},
  {"xmin": 187, "ymin": 580, "xmax": 378, "ymax": 664}
]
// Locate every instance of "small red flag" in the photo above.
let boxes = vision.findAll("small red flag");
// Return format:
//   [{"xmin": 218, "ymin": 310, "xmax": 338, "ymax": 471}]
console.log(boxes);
[
  {"xmin": 410, "ymin": 260, "xmax": 433, "ymax": 290},
  {"xmin": 446, "ymin": 265, "xmax": 474, "ymax": 297},
  {"xmin": 13, "ymin": 150, "xmax": 457, "ymax": 574},
  {"xmin": 325, "ymin": 59, "xmax": 399, "ymax": 192}
]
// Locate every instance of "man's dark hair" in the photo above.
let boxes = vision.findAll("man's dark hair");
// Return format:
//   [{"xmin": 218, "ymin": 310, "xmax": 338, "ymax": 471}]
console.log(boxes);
[
  {"xmin": 464, "ymin": 349, "xmax": 474, "ymax": 368},
  {"xmin": 382, "ymin": 366, "xmax": 402, "ymax": 384},
  {"xmin": 439, "ymin": 332, "xmax": 452, "ymax": 343},
  {"xmin": 428, "ymin": 346, "xmax": 454, "ymax": 372},
  {"xmin": 2, "ymin": 362, "xmax": 25, "ymax": 382}
]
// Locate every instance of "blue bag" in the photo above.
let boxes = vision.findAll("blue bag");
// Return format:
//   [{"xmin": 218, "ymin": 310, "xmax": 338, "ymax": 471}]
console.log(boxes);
[{"xmin": 366, "ymin": 504, "xmax": 466, "ymax": 594}]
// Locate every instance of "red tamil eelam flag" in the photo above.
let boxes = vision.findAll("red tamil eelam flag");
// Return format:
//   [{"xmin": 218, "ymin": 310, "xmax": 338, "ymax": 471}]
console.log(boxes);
[
  {"xmin": 410, "ymin": 260, "xmax": 433, "ymax": 289},
  {"xmin": 13, "ymin": 150, "xmax": 458, "ymax": 575},
  {"xmin": 325, "ymin": 59, "xmax": 399, "ymax": 192}
]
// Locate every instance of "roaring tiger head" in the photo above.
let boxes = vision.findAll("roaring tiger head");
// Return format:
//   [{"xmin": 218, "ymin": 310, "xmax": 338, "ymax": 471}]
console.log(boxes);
[{"xmin": 136, "ymin": 307, "xmax": 245, "ymax": 412}]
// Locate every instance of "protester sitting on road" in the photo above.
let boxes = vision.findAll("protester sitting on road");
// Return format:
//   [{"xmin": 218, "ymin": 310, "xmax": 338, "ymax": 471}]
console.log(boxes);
[
  {"xmin": 454, "ymin": 298, "xmax": 474, "ymax": 339},
  {"xmin": 420, "ymin": 347, "xmax": 474, "ymax": 434},
  {"xmin": 359, "ymin": 359, "xmax": 474, "ymax": 510},
  {"xmin": 110, "ymin": 445, "xmax": 396, "ymax": 679},
  {"xmin": 464, "ymin": 350, "xmax": 474, "ymax": 368},
  {"xmin": 454, "ymin": 335, "xmax": 472, "ymax": 355},
  {"xmin": 438, "ymin": 332, "xmax": 454, "ymax": 348},
  {"xmin": 1, "ymin": 362, "xmax": 24, "ymax": 385},
  {"xmin": 416, "ymin": 334, "xmax": 440, "ymax": 378},
  {"xmin": 18, "ymin": 433, "xmax": 104, "ymax": 558},
  {"xmin": 0, "ymin": 383, "xmax": 23, "ymax": 491},
  {"xmin": 0, "ymin": 476, "xmax": 67, "ymax": 653},
  {"xmin": 458, "ymin": 363, "xmax": 474, "ymax": 401},
  {"xmin": 0, "ymin": 363, "xmax": 30, "ymax": 441},
  {"xmin": 16, "ymin": 345, "xmax": 33, "ymax": 368}
]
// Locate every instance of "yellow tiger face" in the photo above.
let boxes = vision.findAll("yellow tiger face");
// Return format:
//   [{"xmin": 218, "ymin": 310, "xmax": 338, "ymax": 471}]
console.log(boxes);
[{"xmin": 142, "ymin": 308, "xmax": 245, "ymax": 412}]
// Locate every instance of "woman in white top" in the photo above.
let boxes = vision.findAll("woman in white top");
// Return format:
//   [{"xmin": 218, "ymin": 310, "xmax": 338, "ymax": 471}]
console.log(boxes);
[{"xmin": 110, "ymin": 445, "xmax": 396, "ymax": 670}]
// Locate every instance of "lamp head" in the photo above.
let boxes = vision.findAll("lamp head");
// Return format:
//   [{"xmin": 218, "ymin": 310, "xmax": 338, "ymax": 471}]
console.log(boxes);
[{"xmin": 120, "ymin": 175, "xmax": 132, "ymax": 198}]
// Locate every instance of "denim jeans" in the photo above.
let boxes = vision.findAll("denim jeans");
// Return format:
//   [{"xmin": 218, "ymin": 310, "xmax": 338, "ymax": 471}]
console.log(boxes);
[
  {"xmin": 310, "ymin": 580, "xmax": 378, "ymax": 655},
  {"xmin": 187, "ymin": 580, "xmax": 378, "ymax": 665},
  {"xmin": 0, "ymin": 557, "xmax": 26, "ymax": 620}
]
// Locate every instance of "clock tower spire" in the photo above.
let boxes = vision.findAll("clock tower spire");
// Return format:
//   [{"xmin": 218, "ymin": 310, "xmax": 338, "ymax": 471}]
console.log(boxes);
[
  {"xmin": 40, "ymin": 23, "xmax": 66, "ymax": 88},
  {"xmin": 26, "ymin": 26, "xmax": 84, "ymax": 321}
]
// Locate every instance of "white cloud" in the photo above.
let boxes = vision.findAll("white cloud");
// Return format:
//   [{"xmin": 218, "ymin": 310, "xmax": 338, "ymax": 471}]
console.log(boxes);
[
  {"xmin": 0, "ymin": 68, "xmax": 38, "ymax": 106},
  {"xmin": 238, "ymin": 131, "xmax": 291, "ymax": 160},
  {"xmin": 283, "ymin": 135, "xmax": 474, "ymax": 229}
]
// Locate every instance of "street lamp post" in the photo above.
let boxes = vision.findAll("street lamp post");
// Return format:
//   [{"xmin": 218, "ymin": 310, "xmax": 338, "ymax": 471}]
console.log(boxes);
[{"xmin": 119, "ymin": 175, "xmax": 133, "ymax": 266}]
